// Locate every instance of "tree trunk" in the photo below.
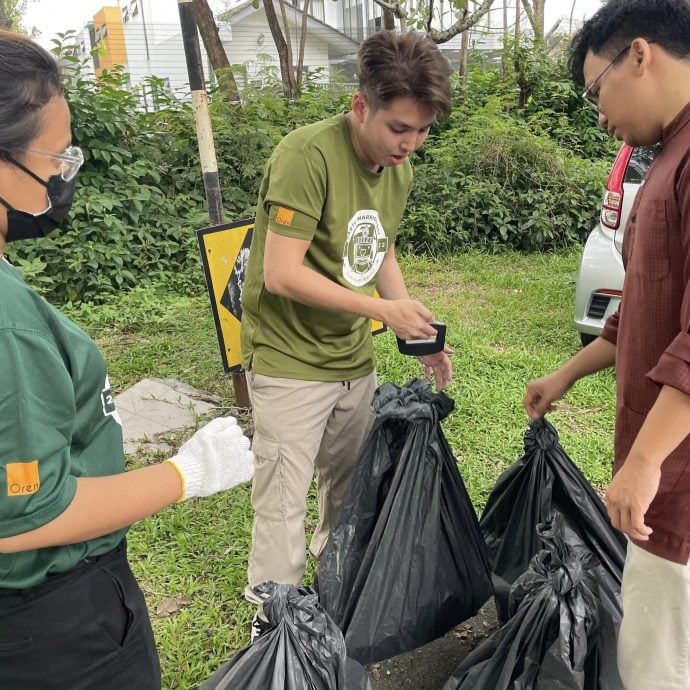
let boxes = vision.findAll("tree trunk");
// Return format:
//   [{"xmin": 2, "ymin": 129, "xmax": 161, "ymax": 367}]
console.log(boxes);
[
  {"xmin": 264, "ymin": 0, "xmax": 295, "ymax": 99},
  {"xmin": 514, "ymin": 0, "xmax": 529, "ymax": 108},
  {"xmin": 501, "ymin": 0, "xmax": 508, "ymax": 78},
  {"xmin": 520, "ymin": 0, "xmax": 545, "ymax": 41},
  {"xmin": 383, "ymin": 6, "xmax": 396, "ymax": 30},
  {"xmin": 0, "ymin": 0, "xmax": 24, "ymax": 31},
  {"xmin": 458, "ymin": 30, "xmax": 469, "ymax": 80},
  {"xmin": 192, "ymin": 0, "xmax": 240, "ymax": 103},
  {"xmin": 515, "ymin": 0, "xmax": 521, "ymax": 42},
  {"xmin": 295, "ymin": 0, "xmax": 310, "ymax": 89},
  {"xmin": 278, "ymin": 0, "xmax": 296, "ymax": 86},
  {"xmin": 569, "ymin": 0, "xmax": 577, "ymax": 34}
]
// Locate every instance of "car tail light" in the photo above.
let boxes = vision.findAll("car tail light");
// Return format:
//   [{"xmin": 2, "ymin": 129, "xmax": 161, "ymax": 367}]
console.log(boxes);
[{"xmin": 600, "ymin": 144, "xmax": 633, "ymax": 230}]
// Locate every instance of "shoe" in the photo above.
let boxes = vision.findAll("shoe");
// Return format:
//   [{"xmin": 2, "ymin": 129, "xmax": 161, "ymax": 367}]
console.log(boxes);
[{"xmin": 250, "ymin": 611, "xmax": 271, "ymax": 643}]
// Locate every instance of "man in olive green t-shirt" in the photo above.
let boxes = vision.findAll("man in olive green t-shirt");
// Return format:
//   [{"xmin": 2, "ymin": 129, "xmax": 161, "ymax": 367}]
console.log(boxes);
[{"xmin": 241, "ymin": 31, "xmax": 454, "ymax": 635}]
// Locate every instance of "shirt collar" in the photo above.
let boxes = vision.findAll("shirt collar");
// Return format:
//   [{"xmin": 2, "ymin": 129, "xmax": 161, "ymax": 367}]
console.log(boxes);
[{"xmin": 661, "ymin": 100, "xmax": 690, "ymax": 146}]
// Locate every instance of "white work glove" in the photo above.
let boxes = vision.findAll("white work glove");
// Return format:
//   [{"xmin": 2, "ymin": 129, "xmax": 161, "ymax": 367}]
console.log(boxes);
[{"xmin": 166, "ymin": 416, "xmax": 255, "ymax": 501}]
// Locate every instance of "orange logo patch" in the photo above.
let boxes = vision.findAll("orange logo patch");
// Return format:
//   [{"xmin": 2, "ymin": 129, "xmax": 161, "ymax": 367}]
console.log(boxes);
[
  {"xmin": 275, "ymin": 207, "xmax": 295, "ymax": 226},
  {"xmin": 6, "ymin": 461, "xmax": 40, "ymax": 496}
]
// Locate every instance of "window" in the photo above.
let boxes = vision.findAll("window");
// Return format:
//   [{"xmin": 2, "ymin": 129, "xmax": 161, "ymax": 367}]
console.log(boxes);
[
  {"xmin": 342, "ymin": 0, "xmax": 365, "ymax": 41},
  {"xmin": 310, "ymin": 0, "xmax": 324, "ymax": 21}
]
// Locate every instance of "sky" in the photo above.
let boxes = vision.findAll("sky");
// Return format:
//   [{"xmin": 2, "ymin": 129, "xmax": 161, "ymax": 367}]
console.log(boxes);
[{"xmin": 24, "ymin": 0, "xmax": 604, "ymax": 49}]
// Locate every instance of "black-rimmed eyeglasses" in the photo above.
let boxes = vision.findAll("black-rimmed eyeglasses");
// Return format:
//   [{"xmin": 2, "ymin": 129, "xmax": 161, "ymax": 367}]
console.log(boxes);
[{"xmin": 581, "ymin": 45, "xmax": 631, "ymax": 112}]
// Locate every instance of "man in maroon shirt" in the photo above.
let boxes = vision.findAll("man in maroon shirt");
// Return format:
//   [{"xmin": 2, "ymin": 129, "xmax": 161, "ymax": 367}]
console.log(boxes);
[{"xmin": 524, "ymin": 1, "xmax": 690, "ymax": 687}]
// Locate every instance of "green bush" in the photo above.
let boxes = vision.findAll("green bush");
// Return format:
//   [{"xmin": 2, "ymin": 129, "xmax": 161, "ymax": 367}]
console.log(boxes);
[
  {"xmin": 7, "ymin": 59, "xmax": 208, "ymax": 303},
  {"xmin": 8, "ymin": 48, "xmax": 353, "ymax": 304},
  {"xmin": 399, "ymin": 98, "xmax": 609, "ymax": 252},
  {"xmin": 7, "ymin": 37, "xmax": 616, "ymax": 302}
]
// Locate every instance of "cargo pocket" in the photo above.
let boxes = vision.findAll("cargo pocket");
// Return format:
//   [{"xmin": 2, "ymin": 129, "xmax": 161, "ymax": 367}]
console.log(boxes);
[{"xmin": 250, "ymin": 432, "xmax": 285, "ymax": 520}]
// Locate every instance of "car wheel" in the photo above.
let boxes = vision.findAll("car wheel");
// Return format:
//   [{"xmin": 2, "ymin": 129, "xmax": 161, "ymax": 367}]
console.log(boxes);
[{"xmin": 579, "ymin": 333, "xmax": 597, "ymax": 347}]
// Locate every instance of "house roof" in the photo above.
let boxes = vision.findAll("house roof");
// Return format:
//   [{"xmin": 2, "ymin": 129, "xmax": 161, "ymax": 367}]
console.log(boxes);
[{"xmin": 219, "ymin": 0, "xmax": 359, "ymax": 54}]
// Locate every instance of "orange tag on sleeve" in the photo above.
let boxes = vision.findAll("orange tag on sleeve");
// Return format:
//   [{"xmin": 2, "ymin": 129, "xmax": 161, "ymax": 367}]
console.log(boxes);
[
  {"xmin": 6, "ymin": 461, "xmax": 40, "ymax": 496},
  {"xmin": 275, "ymin": 207, "xmax": 295, "ymax": 226}
]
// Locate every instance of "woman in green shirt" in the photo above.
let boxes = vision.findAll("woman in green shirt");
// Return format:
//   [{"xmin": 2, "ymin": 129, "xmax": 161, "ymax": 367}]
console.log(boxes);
[{"xmin": 0, "ymin": 30, "xmax": 254, "ymax": 689}]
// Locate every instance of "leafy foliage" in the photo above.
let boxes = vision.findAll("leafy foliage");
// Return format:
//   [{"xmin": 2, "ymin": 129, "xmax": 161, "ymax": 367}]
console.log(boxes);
[
  {"xmin": 400, "ymin": 97, "xmax": 608, "ymax": 252},
  {"xmin": 7, "ymin": 54, "xmax": 208, "ymax": 303},
  {"xmin": 8, "ymin": 35, "xmax": 615, "ymax": 302}
]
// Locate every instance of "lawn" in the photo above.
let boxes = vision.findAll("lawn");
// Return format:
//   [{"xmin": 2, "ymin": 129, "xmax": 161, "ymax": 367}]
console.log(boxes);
[{"xmin": 65, "ymin": 248, "xmax": 617, "ymax": 689}]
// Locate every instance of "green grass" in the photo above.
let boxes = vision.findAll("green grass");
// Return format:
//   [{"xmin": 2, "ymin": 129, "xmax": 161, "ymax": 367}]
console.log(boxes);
[{"xmin": 65, "ymin": 248, "xmax": 616, "ymax": 689}]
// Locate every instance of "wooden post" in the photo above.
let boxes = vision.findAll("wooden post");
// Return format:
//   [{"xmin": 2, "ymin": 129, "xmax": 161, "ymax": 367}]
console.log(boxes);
[{"xmin": 177, "ymin": 0, "xmax": 251, "ymax": 409}]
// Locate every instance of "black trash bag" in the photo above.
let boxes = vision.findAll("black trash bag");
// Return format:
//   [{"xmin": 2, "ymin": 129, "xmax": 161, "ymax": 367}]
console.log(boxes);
[
  {"xmin": 200, "ymin": 582, "xmax": 372, "ymax": 690},
  {"xmin": 317, "ymin": 379, "xmax": 494, "ymax": 666},
  {"xmin": 444, "ymin": 514, "xmax": 611, "ymax": 690},
  {"xmin": 479, "ymin": 417, "xmax": 626, "ymax": 624}
]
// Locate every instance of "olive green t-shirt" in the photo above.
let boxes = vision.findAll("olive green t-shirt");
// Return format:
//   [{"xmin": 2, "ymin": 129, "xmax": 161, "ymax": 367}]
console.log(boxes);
[
  {"xmin": 0, "ymin": 259, "xmax": 127, "ymax": 588},
  {"xmin": 241, "ymin": 114, "xmax": 412, "ymax": 381}
]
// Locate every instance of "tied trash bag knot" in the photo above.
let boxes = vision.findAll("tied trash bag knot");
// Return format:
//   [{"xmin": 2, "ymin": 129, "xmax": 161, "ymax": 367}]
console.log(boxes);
[
  {"xmin": 525, "ymin": 417, "xmax": 559, "ymax": 453},
  {"xmin": 200, "ymin": 581, "xmax": 372, "ymax": 690},
  {"xmin": 510, "ymin": 515, "xmax": 600, "ymax": 614},
  {"xmin": 538, "ymin": 519, "xmax": 599, "ymax": 596},
  {"xmin": 255, "ymin": 581, "xmax": 324, "ymax": 633},
  {"xmin": 374, "ymin": 379, "xmax": 454, "ymax": 424},
  {"xmin": 445, "ymin": 513, "xmax": 607, "ymax": 690}
]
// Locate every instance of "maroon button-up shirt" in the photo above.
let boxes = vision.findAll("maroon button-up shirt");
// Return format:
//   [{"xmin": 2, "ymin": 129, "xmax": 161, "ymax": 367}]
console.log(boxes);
[{"xmin": 600, "ymin": 101, "xmax": 690, "ymax": 564}]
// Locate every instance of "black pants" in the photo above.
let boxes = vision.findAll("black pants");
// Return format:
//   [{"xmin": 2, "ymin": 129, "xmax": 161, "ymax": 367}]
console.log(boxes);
[{"xmin": 0, "ymin": 541, "xmax": 161, "ymax": 689}]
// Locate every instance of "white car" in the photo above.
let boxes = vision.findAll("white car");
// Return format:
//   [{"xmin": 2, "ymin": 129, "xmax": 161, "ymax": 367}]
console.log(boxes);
[{"xmin": 574, "ymin": 144, "xmax": 657, "ymax": 346}]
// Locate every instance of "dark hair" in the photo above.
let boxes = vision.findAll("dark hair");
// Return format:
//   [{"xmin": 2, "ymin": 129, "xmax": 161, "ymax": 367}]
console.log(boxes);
[
  {"xmin": 569, "ymin": 0, "xmax": 690, "ymax": 86},
  {"xmin": 357, "ymin": 30, "xmax": 452, "ymax": 119},
  {"xmin": 0, "ymin": 29, "xmax": 62, "ymax": 161}
]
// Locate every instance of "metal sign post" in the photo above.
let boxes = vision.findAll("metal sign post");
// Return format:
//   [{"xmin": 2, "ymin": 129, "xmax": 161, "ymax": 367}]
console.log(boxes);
[{"xmin": 177, "ymin": 0, "xmax": 250, "ymax": 407}]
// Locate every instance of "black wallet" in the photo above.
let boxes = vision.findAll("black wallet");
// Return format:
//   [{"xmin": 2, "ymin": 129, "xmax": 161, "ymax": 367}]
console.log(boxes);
[{"xmin": 396, "ymin": 321, "xmax": 446, "ymax": 356}]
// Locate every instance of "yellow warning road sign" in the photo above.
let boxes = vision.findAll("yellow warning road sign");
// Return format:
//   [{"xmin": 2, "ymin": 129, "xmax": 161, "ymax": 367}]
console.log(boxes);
[{"xmin": 198, "ymin": 219, "xmax": 387, "ymax": 373}]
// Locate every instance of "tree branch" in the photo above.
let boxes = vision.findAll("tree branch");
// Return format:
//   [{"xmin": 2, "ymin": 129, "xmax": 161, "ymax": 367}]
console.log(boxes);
[
  {"xmin": 371, "ymin": 0, "xmax": 408, "ymax": 23},
  {"xmin": 426, "ymin": 0, "xmax": 493, "ymax": 44}
]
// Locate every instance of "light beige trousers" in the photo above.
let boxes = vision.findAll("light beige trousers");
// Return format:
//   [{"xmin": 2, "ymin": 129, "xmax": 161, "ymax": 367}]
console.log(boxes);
[
  {"xmin": 244, "ymin": 371, "xmax": 376, "ymax": 604},
  {"xmin": 618, "ymin": 541, "xmax": 690, "ymax": 690}
]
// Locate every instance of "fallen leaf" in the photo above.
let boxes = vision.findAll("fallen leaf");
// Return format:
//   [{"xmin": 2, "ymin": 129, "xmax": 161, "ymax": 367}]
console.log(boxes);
[{"xmin": 156, "ymin": 595, "xmax": 192, "ymax": 617}]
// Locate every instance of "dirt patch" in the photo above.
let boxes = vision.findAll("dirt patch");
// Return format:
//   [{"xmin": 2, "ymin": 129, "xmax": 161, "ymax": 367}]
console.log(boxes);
[{"xmin": 367, "ymin": 598, "xmax": 499, "ymax": 689}]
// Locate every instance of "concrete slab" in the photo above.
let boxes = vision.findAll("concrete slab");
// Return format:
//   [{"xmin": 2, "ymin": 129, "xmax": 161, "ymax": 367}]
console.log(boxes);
[{"xmin": 115, "ymin": 378, "xmax": 220, "ymax": 455}]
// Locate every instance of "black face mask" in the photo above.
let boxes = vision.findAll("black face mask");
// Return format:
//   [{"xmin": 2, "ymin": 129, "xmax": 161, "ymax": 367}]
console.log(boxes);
[{"xmin": 0, "ymin": 157, "xmax": 76, "ymax": 242}]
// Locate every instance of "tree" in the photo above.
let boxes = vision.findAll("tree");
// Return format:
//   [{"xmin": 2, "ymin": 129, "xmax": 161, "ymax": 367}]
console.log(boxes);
[
  {"xmin": 263, "ymin": 0, "xmax": 296, "ymax": 99},
  {"xmin": 520, "ymin": 0, "xmax": 561, "ymax": 46},
  {"xmin": 0, "ymin": 0, "xmax": 27, "ymax": 32},
  {"xmin": 371, "ymin": 0, "xmax": 494, "ymax": 44},
  {"xmin": 262, "ymin": 0, "xmax": 314, "ymax": 99},
  {"xmin": 192, "ymin": 0, "xmax": 240, "ymax": 103}
]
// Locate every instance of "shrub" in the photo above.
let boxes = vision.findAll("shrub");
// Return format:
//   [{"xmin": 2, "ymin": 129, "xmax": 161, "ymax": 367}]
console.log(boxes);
[
  {"xmin": 399, "ymin": 98, "xmax": 608, "ymax": 253},
  {"xmin": 7, "ymin": 36, "xmax": 615, "ymax": 302}
]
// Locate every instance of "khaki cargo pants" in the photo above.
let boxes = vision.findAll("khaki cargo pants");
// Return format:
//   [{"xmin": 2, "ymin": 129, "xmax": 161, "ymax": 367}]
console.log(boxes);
[{"xmin": 244, "ymin": 370, "xmax": 376, "ymax": 604}]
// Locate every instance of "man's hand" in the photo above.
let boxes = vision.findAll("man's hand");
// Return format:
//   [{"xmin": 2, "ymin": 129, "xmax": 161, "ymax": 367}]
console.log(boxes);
[
  {"xmin": 523, "ymin": 371, "xmax": 573, "ymax": 419},
  {"xmin": 380, "ymin": 299, "xmax": 438, "ymax": 341},
  {"xmin": 419, "ymin": 346, "xmax": 453, "ymax": 390},
  {"xmin": 605, "ymin": 457, "xmax": 659, "ymax": 541}
]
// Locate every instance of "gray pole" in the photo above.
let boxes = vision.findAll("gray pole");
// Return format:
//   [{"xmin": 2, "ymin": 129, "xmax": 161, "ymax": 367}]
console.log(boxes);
[{"xmin": 177, "ymin": 0, "xmax": 250, "ymax": 408}]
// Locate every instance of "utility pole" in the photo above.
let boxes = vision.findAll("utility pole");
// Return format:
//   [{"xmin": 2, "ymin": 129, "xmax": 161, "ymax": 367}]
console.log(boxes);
[{"xmin": 177, "ymin": 0, "xmax": 250, "ymax": 408}]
